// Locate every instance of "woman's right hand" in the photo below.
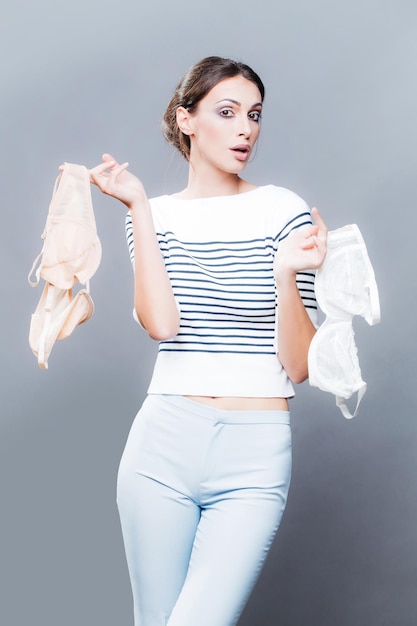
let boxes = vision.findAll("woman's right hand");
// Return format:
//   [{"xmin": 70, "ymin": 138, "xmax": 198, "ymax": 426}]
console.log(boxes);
[{"xmin": 88, "ymin": 153, "xmax": 147, "ymax": 209}]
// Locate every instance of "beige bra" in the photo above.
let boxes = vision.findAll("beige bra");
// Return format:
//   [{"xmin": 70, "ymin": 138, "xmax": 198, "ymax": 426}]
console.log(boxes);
[{"xmin": 28, "ymin": 163, "xmax": 101, "ymax": 369}]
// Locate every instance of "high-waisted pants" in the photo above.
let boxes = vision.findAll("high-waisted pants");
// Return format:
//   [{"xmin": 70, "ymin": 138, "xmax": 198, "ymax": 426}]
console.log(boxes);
[{"xmin": 116, "ymin": 394, "xmax": 292, "ymax": 626}]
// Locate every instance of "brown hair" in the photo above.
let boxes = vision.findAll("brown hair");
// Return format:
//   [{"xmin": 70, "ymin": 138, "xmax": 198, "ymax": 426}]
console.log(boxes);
[{"xmin": 162, "ymin": 56, "xmax": 265, "ymax": 160}]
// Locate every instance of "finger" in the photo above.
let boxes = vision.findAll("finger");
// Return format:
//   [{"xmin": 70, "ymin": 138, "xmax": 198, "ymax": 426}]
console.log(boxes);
[
  {"xmin": 90, "ymin": 160, "xmax": 116, "ymax": 176},
  {"xmin": 311, "ymin": 208, "xmax": 328, "ymax": 243},
  {"xmin": 102, "ymin": 153, "xmax": 117, "ymax": 163},
  {"xmin": 110, "ymin": 161, "xmax": 129, "ymax": 177},
  {"xmin": 298, "ymin": 225, "xmax": 318, "ymax": 248},
  {"xmin": 89, "ymin": 162, "xmax": 114, "ymax": 187},
  {"xmin": 300, "ymin": 226, "xmax": 319, "ymax": 248},
  {"xmin": 301, "ymin": 236, "xmax": 318, "ymax": 250},
  {"xmin": 311, "ymin": 207, "xmax": 328, "ymax": 233}
]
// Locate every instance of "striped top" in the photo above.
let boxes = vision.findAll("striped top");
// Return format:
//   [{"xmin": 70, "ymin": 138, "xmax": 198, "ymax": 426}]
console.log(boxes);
[{"xmin": 126, "ymin": 184, "xmax": 317, "ymax": 397}]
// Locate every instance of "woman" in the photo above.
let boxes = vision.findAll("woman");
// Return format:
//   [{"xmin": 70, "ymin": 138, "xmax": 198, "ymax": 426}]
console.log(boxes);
[{"xmin": 90, "ymin": 56, "xmax": 327, "ymax": 626}]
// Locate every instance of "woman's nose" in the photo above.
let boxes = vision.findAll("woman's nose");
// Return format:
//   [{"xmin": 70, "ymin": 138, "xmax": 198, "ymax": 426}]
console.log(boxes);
[{"xmin": 237, "ymin": 115, "xmax": 251, "ymax": 137}]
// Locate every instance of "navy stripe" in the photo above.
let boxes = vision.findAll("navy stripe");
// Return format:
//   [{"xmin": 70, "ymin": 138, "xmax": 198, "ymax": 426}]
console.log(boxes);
[
  {"xmin": 180, "ymin": 318, "xmax": 275, "ymax": 325},
  {"xmin": 160, "ymin": 251, "xmax": 273, "ymax": 261},
  {"xmin": 167, "ymin": 268, "xmax": 273, "ymax": 276},
  {"xmin": 180, "ymin": 327, "xmax": 274, "ymax": 335},
  {"xmin": 159, "ymin": 347, "xmax": 276, "ymax": 355},
  {"xmin": 178, "ymin": 310, "xmax": 275, "ymax": 319},
  {"xmin": 158, "ymin": 243, "xmax": 275, "ymax": 255},
  {"xmin": 176, "ymin": 293, "xmax": 275, "ymax": 304},
  {"xmin": 171, "ymin": 277, "xmax": 274, "ymax": 287},
  {"xmin": 164, "ymin": 260, "xmax": 273, "ymax": 268},
  {"xmin": 179, "ymin": 304, "xmax": 275, "ymax": 314},
  {"xmin": 157, "ymin": 233, "xmax": 277, "ymax": 247},
  {"xmin": 173, "ymin": 285, "xmax": 275, "ymax": 295},
  {"xmin": 275, "ymin": 213, "xmax": 312, "ymax": 241},
  {"xmin": 177, "ymin": 337, "xmax": 274, "ymax": 342}
]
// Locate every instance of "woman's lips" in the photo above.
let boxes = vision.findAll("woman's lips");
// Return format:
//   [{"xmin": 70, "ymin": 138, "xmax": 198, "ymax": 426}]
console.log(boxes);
[{"xmin": 230, "ymin": 144, "xmax": 251, "ymax": 161}]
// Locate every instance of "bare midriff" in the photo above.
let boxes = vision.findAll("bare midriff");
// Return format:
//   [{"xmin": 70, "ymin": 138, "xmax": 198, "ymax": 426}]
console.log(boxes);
[{"xmin": 184, "ymin": 396, "xmax": 289, "ymax": 411}]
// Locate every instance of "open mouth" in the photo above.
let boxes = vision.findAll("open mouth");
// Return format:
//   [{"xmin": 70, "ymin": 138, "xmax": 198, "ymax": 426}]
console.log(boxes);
[
  {"xmin": 230, "ymin": 145, "xmax": 251, "ymax": 161},
  {"xmin": 231, "ymin": 144, "xmax": 250, "ymax": 154}
]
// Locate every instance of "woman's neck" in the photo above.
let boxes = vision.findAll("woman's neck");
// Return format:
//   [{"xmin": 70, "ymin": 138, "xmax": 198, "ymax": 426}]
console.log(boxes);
[{"xmin": 175, "ymin": 164, "xmax": 256, "ymax": 200}]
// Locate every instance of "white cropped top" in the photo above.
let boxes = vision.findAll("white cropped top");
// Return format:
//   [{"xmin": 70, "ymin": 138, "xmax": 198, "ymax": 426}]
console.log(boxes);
[{"xmin": 125, "ymin": 185, "xmax": 318, "ymax": 398}]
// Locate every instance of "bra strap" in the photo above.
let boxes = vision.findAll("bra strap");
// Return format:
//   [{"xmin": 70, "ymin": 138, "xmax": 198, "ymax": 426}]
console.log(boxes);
[
  {"xmin": 28, "ymin": 245, "xmax": 45, "ymax": 287},
  {"xmin": 336, "ymin": 383, "xmax": 367, "ymax": 419}
]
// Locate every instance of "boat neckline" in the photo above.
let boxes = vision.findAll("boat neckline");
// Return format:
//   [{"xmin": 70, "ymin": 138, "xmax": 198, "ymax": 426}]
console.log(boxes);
[{"xmin": 159, "ymin": 184, "xmax": 274, "ymax": 203}]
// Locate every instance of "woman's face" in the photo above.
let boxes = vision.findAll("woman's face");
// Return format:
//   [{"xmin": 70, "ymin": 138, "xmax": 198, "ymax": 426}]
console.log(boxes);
[{"xmin": 184, "ymin": 75, "xmax": 263, "ymax": 175}]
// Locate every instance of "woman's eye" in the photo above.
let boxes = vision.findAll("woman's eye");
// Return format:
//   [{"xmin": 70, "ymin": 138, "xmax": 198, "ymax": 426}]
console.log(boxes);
[
  {"xmin": 249, "ymin": 111, "xmax": 262, "ymax": 122},
  {"xmin": 219, "ymin": 108, "xmax": 233, "ymax": 117}
]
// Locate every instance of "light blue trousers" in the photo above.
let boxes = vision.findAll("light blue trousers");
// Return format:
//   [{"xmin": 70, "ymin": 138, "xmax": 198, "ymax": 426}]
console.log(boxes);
[{"xmin": 117, "ymin": 394, "xmax": 292, "ymax": 626}]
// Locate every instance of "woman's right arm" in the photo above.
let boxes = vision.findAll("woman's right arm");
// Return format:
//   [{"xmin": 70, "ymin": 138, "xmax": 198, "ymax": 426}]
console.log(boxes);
[{"xmin": 90, "ymin": 154, "xmax": 180, "ymax": 341}]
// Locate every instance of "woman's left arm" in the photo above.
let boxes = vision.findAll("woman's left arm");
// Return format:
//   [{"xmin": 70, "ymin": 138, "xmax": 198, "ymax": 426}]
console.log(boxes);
[{"xmin": 274, "ymin": 207, "xmax": 327, "ymax": 383}]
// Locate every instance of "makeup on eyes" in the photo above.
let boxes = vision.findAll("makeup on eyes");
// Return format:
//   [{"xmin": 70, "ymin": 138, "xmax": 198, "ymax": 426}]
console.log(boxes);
[{"xmin": 216, "ymin": 99, "xmax": 262, "ymax": 121}]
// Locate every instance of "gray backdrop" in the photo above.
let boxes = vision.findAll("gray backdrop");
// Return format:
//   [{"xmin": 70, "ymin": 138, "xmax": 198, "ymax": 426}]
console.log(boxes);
[{"xmin": 1, "ymin": 1, "xmax": 416, "ymax": 624}]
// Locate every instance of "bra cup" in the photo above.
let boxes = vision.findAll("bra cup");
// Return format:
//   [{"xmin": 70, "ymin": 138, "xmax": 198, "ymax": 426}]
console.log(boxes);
[
  {"xmin": 29, "ymin": 163, "xmax": 102, "ymax": 290},
  {"xmin": 39, "ymin": 220, "xmax": 102, "ymax": 289},
  {"xmin": 308, "ymin": 319, "xmax": 366, "ymax": 400},
  {"xmin": 314, "ymin": 224, "xmax": 380, "ymax": 324},
  {"xmin": 29, "ymin": 284, "xmax": 94, "ymax": 369}
]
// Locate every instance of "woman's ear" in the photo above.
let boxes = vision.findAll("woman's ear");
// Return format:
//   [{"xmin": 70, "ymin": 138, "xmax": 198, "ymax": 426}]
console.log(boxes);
[{"xmin": 176, "ymin": 106, "xmax": 194, "ymax": 137}]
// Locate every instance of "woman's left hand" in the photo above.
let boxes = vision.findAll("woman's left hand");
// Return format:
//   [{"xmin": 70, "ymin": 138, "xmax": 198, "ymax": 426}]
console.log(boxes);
[{"xmin": 274, "ymin": 207, "xmax": 327, "ymax": 280}]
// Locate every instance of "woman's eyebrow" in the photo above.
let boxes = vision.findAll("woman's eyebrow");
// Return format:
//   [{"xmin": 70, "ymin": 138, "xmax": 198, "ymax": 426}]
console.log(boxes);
[{"xmin": 215, "ymin": 98, "xmax": 263, "ymax": 107}]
